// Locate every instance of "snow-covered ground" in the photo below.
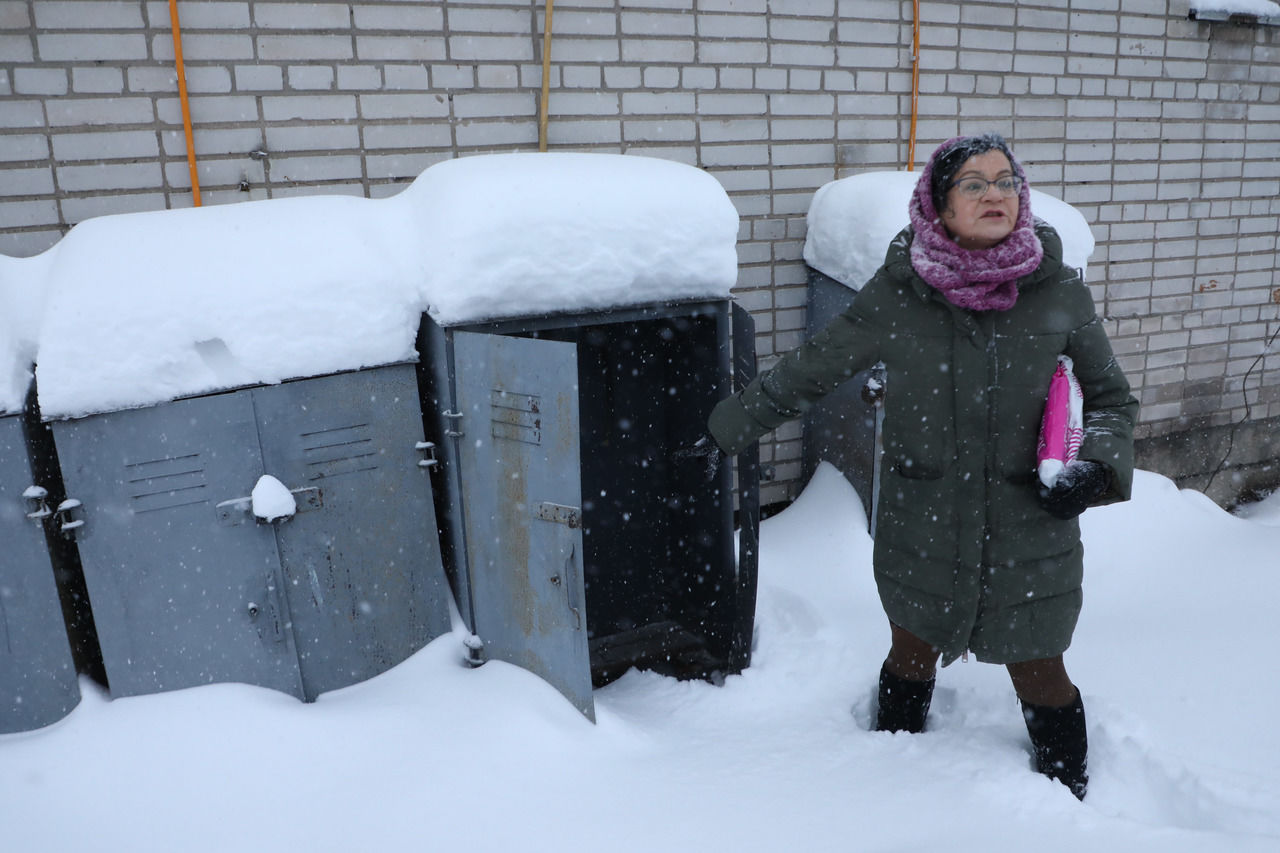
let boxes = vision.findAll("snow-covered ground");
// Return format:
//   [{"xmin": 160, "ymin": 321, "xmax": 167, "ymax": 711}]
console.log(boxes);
[
  {"xmin": 3, "ymin": 465, "xmax": 1278, "ymax": 852},
  {"xmin": 5, "ymin": 152, "xmax": 1279, "ymax": 851}
]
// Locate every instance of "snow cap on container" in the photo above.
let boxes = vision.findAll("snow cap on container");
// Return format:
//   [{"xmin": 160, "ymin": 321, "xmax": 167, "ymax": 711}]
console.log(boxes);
[
  {"xmin": 23, "ymin": 153, "xmax": 738, "ymax": 419},
  {"xmin": 403, "ymin": 152, "xmax": 739, "ymax": 326},
  {"xmin": 803, "ymin": 171, "xmax": 1095, "ymax": 292},
  {"xmin": 0, "ymin": 252, "xmax": 55, "ymax": 415}
]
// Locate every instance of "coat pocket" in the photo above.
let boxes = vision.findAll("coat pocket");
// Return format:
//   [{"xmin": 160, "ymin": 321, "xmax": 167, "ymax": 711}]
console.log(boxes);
[
  {"xmin": 980, "ymin": 545, "xmax": 1084, "ymax": 609},
  {"xmin": 888, "ymin": 456, "xmax": 944, "ymax": 480},
  {"xmin": 874, "ymin": 466, "xmax": 958, "ymax": 580},
  {"xmin": 985, "ymin": 478, "xmax": 1082, "ymax": 561}
]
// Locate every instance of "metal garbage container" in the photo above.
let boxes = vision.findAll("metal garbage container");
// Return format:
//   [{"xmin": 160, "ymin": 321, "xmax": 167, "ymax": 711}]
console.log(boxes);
[
  {"xmin": 801, "ymin": 267, "xmax": 883, "ymax": 530},
  {"xmin": 48, "ymin": 361, "xmax": 453, "ymax": 701},
  {"xmin": 419, "ymin": 298, "xmax": 759, "ymax": 721},
  {"xmin": 0, "ymin": 399, "xmax": 82, "ymax": 733}
]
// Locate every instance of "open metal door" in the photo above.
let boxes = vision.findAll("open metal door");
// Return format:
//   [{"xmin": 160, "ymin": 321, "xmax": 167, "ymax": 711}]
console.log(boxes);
[
  {"xmin": 452, "ymin": 331, "xmax": 594, "ymax": 721},
  {"xmin": 253, "ymin": 364, "xmax": 452, "ymax": 700},
  {"xmin": 51, "ymin": 392, "xmax": 305, "ymax": 699}
]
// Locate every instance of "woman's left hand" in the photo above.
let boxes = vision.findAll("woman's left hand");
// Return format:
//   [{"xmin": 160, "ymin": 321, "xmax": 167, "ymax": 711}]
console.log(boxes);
[{"xmin": 1038, "ymin": 460, "xmax": 1110, "ymax": 520}]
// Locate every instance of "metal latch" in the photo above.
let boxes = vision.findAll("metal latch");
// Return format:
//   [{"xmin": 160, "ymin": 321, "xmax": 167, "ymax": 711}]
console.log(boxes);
[
  {"xmin": 23, "ymin": 485, "xmax": 51, "ymax": 521},
  {"xmin": 216, "ymin": 486, "xmax": 323, "ymax": 526},
  {"xmin": 415, "ymin": 441, "xmax": 438, "ymax": 468},
  {"xmin": 534, "ymin": 501, "xmax": 581, "ymax": 528},
  {"xmin": 247, "ymin": 574, "xmax": 286, "ymax": 643},
  {"xmin": 55, "ymin": 498, "xmax": 85, "ymax": 539}
]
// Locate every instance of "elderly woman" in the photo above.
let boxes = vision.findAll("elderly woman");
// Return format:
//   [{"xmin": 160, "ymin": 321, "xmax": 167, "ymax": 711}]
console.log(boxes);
[{"xmin": 707, "ymin": 134, "xmax": 1138, "ymax": 799}]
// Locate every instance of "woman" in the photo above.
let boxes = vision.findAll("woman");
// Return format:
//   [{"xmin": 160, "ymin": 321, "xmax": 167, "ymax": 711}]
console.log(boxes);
[{"xmin": 708, "ymin": 134, "xmax": 1138, "ymax": 799}]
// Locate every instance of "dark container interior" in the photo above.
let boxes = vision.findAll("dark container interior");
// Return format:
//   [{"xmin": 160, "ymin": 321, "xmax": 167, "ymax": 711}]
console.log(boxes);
[{"xmin": 418, "ymin": 302, "xmax": 754, "ymax": 690}]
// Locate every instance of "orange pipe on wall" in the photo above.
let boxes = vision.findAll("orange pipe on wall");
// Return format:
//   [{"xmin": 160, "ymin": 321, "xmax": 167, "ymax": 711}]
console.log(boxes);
[
  {"xmin": 169, "ymin": 0, "xmax": 202, "ymax": 205},
  {"xmin": 906, "ymin": 0, "xmax": 921, "ymax": 171},
  {"xmin": 538, "ymin": 0, "xmax": 555, "ymax": 152}
]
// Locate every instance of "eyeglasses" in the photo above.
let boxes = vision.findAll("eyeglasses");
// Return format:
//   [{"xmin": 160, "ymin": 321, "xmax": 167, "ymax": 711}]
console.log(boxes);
[{"xmin": 950, "ymin": 175, "xmax": 1023, "ymax": 199}]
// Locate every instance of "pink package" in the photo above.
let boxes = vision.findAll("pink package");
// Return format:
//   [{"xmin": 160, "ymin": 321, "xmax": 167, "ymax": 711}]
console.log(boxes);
[{"xmin": 1036, "ymin": 355, "xmax": 1084, "ymax": 487}]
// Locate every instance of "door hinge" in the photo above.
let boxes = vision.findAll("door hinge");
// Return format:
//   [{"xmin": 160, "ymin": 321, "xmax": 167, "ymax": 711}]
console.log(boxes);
[
  {"xmin": 55, "ymin": 498, "xmax": 85, "ymax": 539},
  {"xmin": 442, "ymin": 410, "xmax": 464, "ymax": 438},
  {"xmin": 534, "ymin": 501, "xmax": 581, "ymax": 529},
  {"xmin": 23, "ymin": 485, "xmax": 52, "ymax": 522},
  {"xmin": 463, "ymin": 633, "xmax": 485, "ymax": 667},
  {"xmin": 415, "ymin": 440, "xmax": 439, "ymax": 469}
]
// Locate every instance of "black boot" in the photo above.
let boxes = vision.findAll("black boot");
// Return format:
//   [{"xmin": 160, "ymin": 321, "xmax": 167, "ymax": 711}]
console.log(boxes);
[
  {"xmin": 1022, "ymin": 690, "xmax": 1089, "ymax": 800},
  {"xmin": 875, "ymin": 664, "xmax": 935, "ymax": 733}
]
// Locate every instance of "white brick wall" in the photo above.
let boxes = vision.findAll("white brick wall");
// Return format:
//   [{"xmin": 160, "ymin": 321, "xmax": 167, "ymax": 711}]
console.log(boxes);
[{"xmin": 3, "ymin": 0, "xmax": 1280, "ymax": 504}]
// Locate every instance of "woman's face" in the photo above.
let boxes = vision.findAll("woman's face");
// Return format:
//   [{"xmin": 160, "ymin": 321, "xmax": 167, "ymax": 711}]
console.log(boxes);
[{"xmin": 940, "ymin": 150, "xmax": 1019, "ymax": 250}]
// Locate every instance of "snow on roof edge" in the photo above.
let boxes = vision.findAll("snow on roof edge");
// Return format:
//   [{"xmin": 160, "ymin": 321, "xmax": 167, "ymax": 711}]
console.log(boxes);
[{"xmin": 1190, "ymin": 0, "xmax": 1280, "ymax": 22}]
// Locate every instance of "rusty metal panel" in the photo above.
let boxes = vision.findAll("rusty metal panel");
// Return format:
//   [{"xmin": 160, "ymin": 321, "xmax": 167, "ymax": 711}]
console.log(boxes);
[
  {"xmin": 452, "ymin": 331, "xmax": 594, "ymax": 721},
  {"xmin": 51, "ymin": 392, "xmax": 306, "ymax": 700},
  {"xmin": 253, "ymin": 364, "xmax": 451, "ymax": 701},
  {"xmin": 0, "ymin": 414, "xmax": 81, "ymax": 732}
]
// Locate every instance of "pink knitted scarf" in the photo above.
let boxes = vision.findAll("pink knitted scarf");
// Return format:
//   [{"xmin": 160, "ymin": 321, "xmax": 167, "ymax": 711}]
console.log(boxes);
[{"xmin": 907, "ymin": 138, "xmax": 1043, "ymax": 312}]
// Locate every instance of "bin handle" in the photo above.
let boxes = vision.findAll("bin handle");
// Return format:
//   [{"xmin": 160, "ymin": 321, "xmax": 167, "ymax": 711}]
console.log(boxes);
[
  {"xmin": 562, "ymin": 541, "xmax": 582, "ymax": 631},
  {"xmin": 537, "ymin": 502, "xmax": 584, "ymax": 630}
]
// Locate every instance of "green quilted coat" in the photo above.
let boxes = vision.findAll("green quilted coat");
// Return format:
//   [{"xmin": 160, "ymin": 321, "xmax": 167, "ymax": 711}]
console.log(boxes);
[{"xmin": 711, "ymin": 223, "xmax": 1138, "ymax": 665}]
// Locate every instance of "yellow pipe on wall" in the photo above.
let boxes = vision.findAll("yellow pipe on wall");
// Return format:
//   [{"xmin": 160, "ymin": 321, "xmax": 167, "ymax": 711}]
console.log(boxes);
[{"xmin": 169, "ymin": 0, "xmax": 202, "ymax": 205}]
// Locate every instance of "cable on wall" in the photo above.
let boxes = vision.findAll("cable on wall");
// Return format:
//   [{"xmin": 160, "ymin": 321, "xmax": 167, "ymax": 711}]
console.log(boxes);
[{"xmin": 1205, "ymin": 319, "xmax": 1280, "ymax": 499}]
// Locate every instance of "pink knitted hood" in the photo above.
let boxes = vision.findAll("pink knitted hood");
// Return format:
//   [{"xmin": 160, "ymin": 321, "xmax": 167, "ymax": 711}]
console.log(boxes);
[{"xmin": 907, "ymin": 136, "xmax": 1044, "ymax": 312}]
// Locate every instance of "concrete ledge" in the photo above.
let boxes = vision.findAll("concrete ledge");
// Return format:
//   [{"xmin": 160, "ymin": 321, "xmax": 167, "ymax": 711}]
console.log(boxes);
[{"xmin": 1136, "ymin": 412, "xmax": 1280, "ymax": 507}]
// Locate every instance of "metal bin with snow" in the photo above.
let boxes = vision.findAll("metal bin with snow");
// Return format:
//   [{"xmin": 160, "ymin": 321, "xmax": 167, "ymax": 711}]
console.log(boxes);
[
  {"xmin": 29, "ymin": 192, "xmax": 454, "ymax": 703},
  {"xmin": 0, "ymin": 310, "xmax": 84, "ymax": 731},
  {"xmin": 410, "ymin": 153, "xmax": 759, "ymax": 722},
  {"xmin": 800, "ymin": 172, "xmax": 1097, "ymax": 527}
]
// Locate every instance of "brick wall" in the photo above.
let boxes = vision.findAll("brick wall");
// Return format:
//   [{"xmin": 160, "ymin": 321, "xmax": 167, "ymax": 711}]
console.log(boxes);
[{"xmin": 2, "ymin": 0, "xmax": 1279, "ymax": 505}]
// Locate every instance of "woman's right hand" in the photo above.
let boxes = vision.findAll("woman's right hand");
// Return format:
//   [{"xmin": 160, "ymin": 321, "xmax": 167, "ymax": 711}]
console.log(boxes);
[{"xmin": 672, "ymin": 434, "xmax": 726, "ymax": 482}]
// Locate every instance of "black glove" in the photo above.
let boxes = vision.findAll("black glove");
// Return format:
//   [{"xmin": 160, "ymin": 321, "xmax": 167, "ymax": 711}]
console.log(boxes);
[
  {"xmin": 1038, "ymin": 460, "xmax": 1110, "ymax": 520},
  {"xmin": 672, "ymin": 433, "xmax": 726, "ymax": 483}
]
